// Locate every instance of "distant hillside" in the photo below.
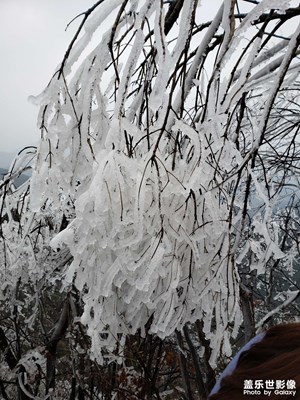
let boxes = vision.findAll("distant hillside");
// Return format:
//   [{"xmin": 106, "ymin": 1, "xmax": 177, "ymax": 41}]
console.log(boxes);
[{"xmin": 0, "ymin": 168, "xmax": 29, "ymax": 187}]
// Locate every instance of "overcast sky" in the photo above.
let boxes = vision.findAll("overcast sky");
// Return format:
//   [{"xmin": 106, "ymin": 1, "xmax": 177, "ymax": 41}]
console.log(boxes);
[
  {"xmin": 0, "ymin": 1, "xmax": 297, "ymax": 155},
  {"xmin": 0, "ymin": 0, "xmax": 226, "ymax": 155},
  {"xmin": 0, "ymin": 0, "xmax": 97, "ymax": 153}
]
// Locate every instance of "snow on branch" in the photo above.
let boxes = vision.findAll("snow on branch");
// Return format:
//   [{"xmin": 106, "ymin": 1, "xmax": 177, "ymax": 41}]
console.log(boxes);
[{"xmin": 2, "ymin": 0, "xmax": 300, "ymax": 369}]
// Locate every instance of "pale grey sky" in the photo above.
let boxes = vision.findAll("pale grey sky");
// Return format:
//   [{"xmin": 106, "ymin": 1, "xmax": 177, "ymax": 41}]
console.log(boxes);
[
  {"xmin": 0, "ymin": 0, "xmax": 97, "ymax": 153},
  {"xmin": 0, "ymin": 0, "xmax": 298, "ymax": 155},
  {"xmin": 0, "ymin": 0, "xmax": 227, "ymax": 155}
]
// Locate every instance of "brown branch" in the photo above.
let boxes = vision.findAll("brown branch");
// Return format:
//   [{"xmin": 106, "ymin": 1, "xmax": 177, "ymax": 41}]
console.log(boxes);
[
  {"xmin": 0, "ymin": 327, "xmax": 17, "ymax": 370},
  {"xmin": 45, "ymin": 295, "xmax": 71, "ymax": 392}
]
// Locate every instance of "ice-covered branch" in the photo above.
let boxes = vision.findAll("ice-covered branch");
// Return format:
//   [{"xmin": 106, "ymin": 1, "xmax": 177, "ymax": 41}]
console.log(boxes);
[{"xmin": 256, "ymin": 291, "xmax": 300, "ymax": 330}]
